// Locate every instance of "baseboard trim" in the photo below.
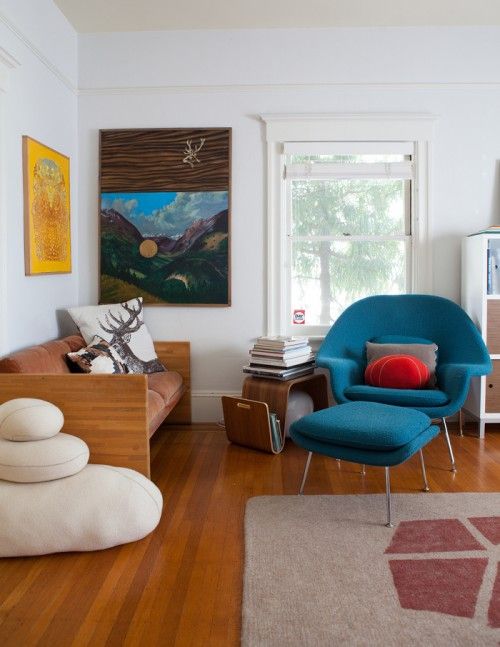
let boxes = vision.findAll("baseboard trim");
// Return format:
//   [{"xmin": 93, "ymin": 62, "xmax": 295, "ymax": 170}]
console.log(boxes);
[{"xmin": 192, "ymin": 389, "xmax": 240, "ymax": 423}]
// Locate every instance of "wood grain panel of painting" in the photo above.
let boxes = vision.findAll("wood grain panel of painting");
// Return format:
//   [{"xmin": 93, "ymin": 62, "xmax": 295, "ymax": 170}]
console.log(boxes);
[{"xmin": 0, "ymin": 374, "xmax": 150, "ymax": 477}]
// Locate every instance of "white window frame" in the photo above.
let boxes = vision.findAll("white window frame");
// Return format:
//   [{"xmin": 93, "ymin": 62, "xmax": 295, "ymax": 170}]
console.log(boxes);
[{"xmin": 261, "ymin": 113, "xmax": 436, "ymax": 338}]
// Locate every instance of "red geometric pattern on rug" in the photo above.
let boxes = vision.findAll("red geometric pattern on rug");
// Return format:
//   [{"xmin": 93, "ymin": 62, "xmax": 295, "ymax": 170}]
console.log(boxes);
[
  {"xmin": 469, "ymin": 517, "xmax": 500, "ymax": 545},
  {"xmin": 385, "ymin": 519, "xmax": 486, "ymax": 554},
  {"xmin": 389, "ymin": 558, "xmax": 488, "ymax": 618},
  {"xmin": 489, "ymin": 563, "xmax": 500, "ymax": 628}
]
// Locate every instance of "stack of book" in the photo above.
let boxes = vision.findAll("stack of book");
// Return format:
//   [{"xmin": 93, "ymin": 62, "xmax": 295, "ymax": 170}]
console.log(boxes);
[{"xmin": 243, "ymin": 336, "xmax": 315, "ymax": 380}]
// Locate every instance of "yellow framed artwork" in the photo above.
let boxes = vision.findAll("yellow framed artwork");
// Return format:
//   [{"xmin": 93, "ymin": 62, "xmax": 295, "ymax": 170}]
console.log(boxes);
[{"xmin": 23, "ymin": 136, "xmax": 71, "ymax": 275}]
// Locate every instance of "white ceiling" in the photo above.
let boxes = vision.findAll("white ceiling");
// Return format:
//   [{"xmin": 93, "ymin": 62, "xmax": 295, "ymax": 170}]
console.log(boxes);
[{"xmin": 54, "ymin": 0, "xmax": 500, "ymax": 32}]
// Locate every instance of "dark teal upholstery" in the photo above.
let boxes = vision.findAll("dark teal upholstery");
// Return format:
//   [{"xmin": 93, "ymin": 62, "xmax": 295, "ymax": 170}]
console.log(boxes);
[
  {"xmin": 290, "ymin": 402, "xmax": 440, "ymax": 466},
  {"xmin": 290, "ymin": 401, "xmax": 431, "ymax": 450},
  {"xmin": 316, "ymin": 294, "xmax": 491, "ymax": 419},
  {"xmin": 344, "ymin": 385, "xmax": 449, "ymax": 409}
]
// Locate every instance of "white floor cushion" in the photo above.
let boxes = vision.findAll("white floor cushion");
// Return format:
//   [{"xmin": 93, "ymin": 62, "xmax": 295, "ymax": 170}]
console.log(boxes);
[
  {"xmin": 0, "ymin": 433, "xmax": 89, "ymax": 483},
  {"xmin": 0, "ymin": 398, "xmax": 64, "ymax": 441},
  {"xmin": 0, "ymin": 464, "xmax": 163, "ymax": 556}
]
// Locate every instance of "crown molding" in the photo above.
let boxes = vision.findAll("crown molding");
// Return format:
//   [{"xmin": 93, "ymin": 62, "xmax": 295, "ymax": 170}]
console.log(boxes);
[
  {"xmin": 0, "ymin": 9, "xmax": 76, "ymax": 93},
  {"xmin": 77, "ymin": 80, "xmax": 500, "ymax": 97},
  {"xmin": 0, "ymin": 46, "xmax": 20, "ymax": 70}
]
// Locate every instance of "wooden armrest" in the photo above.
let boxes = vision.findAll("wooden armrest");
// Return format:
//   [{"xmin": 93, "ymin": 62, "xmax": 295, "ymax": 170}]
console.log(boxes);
[{"xmin": 0, "ymin": 374, "xmax": 150, "ymax": 477}]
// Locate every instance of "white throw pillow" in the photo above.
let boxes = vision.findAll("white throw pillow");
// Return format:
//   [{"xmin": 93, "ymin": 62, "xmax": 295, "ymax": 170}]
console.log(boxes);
[
  {"xmin": 0, "ymin": 433, "xmax": 89, "ymax": 483},
  {"xmin": 0, "ymin": 464, "xmax": 163, "ymax": 556},
  {"xmin": 68, "ymin": 297, "xmax": 165, "ymax": 374},
  {"xmin": 0, "ymin": 398, "xmax": 64, "ymax": 441}
]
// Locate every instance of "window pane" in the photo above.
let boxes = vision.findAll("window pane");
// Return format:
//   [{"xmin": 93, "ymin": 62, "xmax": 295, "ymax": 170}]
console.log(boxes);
[
  {"xmin": 291, "ymin": 179, "xmax": 408, "ymax": 237},
  {"xmin": 291, "ymin": 240, "xmax": 407, "ymax": 326}
]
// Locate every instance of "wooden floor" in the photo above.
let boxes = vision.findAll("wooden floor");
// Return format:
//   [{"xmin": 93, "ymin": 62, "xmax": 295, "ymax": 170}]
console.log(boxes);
[{"xmin": 0, "ymin": 422, "xmax": 499, "ymax": 647}]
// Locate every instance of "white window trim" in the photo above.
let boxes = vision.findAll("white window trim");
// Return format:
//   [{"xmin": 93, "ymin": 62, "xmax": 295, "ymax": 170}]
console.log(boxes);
[{"xmin": 261, "ymin": 112, "xmax": 437, "ymax": 338}]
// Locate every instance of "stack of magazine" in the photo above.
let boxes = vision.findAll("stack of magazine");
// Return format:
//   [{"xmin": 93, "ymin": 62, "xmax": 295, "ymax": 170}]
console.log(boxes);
[{"xmin": 243, "ymin": 335, "xmax": 315, "ymax": 380}]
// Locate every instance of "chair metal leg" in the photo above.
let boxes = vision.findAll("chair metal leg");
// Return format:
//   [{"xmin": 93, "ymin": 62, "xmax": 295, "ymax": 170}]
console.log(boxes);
[
  {"xmin": 360, "ymin": 464, "xmax": 366, "ymax": 476},
  {"xmin": 298, "ymin": 451, "xmax": 313, "ymax": 495},
  {"xmin": 458, "ymin": 408, "xmax": 464, "ymax": 437},
  {"xmin": 419, "ymin": 449, "xmax": 430, "ymax": 492},
  {"xmin": 442, "ymin": 418, "xmax": 457, "ymax": 472},
  {"xmin": 385, "ymin": 467, "xmax": 393, "ymax": 528}
]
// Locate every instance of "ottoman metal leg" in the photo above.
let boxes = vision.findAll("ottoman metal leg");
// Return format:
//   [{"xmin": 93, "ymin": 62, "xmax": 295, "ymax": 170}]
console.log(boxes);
[
  {"xmin": 299, "ymin": 451, "xmax": 313, "ymax": 495},
  {"xmin": 419, "ymin": 449, "xmax": 430, "ymax": 492},
  {"xmin": 385, "ymin": 467, "xmax": 393, "ymax": 528},
  {"xmin": 442, "ymin": 418, "xmax": 457, "ymax": 472}
]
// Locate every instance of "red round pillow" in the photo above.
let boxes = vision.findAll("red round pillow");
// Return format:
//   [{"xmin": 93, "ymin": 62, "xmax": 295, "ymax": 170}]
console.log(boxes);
[{"xmin": 364, "ymin": 354, "xmax": 430, "ymax": 389}]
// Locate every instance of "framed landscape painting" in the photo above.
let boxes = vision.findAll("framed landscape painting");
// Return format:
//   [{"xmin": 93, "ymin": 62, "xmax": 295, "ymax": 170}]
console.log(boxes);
[
  {"xmin": 23, "ymin": 136, "xmax": 71, "ymax": 275},
  {"xmin": 99, "ymin": 128, "xmax": 231, "ymax": 306}
]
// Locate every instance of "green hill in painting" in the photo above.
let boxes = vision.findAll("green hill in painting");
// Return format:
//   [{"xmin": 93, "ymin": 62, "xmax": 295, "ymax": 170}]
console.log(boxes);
[{"xmin": 100, "ymin": 208, "xmax": 229, "ymax": 305}]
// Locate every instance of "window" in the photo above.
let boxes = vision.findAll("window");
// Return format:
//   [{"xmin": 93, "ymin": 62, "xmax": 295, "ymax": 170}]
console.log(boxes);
[
  {"xmin": 287, "ymin": 142, "xmax": 413, "ymax": 332},
  {"xmin": 262, "ymin": 114, "xmax": 434, "ymax": 338}
]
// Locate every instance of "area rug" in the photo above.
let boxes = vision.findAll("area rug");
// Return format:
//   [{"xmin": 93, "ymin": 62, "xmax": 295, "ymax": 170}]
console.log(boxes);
[{"xmin": 242, "ymin": 493, "xmax": 500, "ymax": 646}]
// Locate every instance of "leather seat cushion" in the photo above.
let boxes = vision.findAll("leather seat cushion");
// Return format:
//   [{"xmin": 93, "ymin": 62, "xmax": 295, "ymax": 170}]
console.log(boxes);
[
  {"xmin": 147, "ymin": 371, "xmax": 183, "ymax": 405},
  {"xmin": 147, "ymin": 390, "xmax": 165, "ymax": 423}
]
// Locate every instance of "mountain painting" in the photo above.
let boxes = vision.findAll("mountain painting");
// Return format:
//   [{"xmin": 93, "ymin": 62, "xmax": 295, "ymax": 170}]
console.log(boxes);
[
  {"xmin": 100, "ymin": 191, "xmax": 229, "ymax": 305},
  {"xmin": 99, "ymin": 128, "xmax": 231, "ymax": 306}
]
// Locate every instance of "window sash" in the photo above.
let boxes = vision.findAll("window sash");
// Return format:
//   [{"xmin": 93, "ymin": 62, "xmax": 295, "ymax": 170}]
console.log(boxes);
[
  {"xmin": 283, "ymin": 141, "xmax": 415, "ymax": 155},
  {"xmin": 289, "ymin": 234, "xmax": 411, "ymax": 242},
  {"xmin": 284, "ymin": 169, "xmax": 413, "ymax": 333},
  {"xmin": 285, "ymin": 161, "xmax": 414, "ymax": 180}
]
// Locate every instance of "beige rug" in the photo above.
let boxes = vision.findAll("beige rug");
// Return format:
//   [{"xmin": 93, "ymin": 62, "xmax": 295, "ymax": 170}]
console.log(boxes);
[{"xmin": 243, "ymin": 493, "xmax": 500, "ymax": 646}]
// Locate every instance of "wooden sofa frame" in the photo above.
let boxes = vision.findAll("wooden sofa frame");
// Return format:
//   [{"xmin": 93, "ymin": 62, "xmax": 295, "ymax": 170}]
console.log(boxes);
[{"xmin": 0, "ymin": 342, "xmax": 190, "ymax": 478}]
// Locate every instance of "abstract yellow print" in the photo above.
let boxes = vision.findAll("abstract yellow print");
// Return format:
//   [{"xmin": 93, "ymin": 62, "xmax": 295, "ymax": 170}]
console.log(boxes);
[{"xmin": 23, "ymin": 137, "xmax": 71, "ymax": 274}]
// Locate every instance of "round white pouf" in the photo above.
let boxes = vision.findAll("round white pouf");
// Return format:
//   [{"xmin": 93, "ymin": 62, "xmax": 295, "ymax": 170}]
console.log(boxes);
[
  {"xmin": 284, "ymin": 391, "xmax": 314, "ymax": 437},
  {"xmin": 0, "ymin": 433, "xmax": 89, "ymax": 483},
  {"xmin": 0, "ymin": 398, "xmax": 64, "ymax": 441},
  {"xmin": 0, "ymin": 464, "xmax": 163, "ymax": 557}
]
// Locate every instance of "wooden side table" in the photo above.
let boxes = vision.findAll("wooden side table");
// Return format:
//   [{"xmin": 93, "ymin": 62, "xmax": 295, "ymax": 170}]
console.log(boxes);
[{"xmin": 241, "ymin": 372, "xmax": 329, "ymax": 431}]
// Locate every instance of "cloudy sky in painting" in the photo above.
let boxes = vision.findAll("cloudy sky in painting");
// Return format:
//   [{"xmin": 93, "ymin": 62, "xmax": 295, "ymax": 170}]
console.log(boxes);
[{"xmin": 101, "ymin": 191, "xmax": 228, "ymax": 237}]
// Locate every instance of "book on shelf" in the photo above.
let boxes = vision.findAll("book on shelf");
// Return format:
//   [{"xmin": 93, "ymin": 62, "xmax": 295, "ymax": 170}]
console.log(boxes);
[
  {"xmin": 250, "ymin": 345, "xmax": 312, "ymax": 359},
  {"xmin": 487, "ymin": 245, "xmax": 500, "ymax": 295},
  {"xmin": 253, "ymin": 335, "xmax": 308, "ymax": 349},
  {"xmin": 249, "ymin": 353, "xmax": 315, "ymax": 368},
  {"xmin": 269, "ymin": 412, "xmax": 283, "ymax": 453},
  {"xmin": 243, "ymin": 362, "xmax": 315, "ymax": 381}
]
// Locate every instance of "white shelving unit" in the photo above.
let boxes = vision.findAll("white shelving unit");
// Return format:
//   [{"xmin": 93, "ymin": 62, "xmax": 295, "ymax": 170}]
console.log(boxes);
[{"xmin": 461, "ymin": 233, "xmax": 500, "ymax": 437}]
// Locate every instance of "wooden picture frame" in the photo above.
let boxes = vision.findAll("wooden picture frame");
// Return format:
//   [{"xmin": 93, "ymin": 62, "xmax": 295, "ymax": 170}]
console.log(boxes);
[
  {"xmin": 99, "ymin": 128, "xmax": 231, "ymax": 306},
  {"xmin": 23, "ymin": 136, "xmax": 71, "ymax": 275}
]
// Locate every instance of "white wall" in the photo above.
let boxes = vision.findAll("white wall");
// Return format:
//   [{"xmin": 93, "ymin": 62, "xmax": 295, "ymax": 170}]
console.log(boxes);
[
  {"xmin": 0, "ymin": 1, "xmax": 78, "ymax": 353},
  {"xmin": 78, "ymin": 27, "xmax": 500, "ymax": 420}
]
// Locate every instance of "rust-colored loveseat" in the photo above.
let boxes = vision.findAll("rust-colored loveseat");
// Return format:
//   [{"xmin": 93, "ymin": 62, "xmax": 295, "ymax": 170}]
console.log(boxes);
[{"xmin": 0, "ymin": 335, "xmax": 191, "ymax": 478}]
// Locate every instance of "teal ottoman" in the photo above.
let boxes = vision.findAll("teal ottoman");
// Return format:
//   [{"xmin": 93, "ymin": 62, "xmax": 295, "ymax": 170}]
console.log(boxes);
[{"xmin": 289, "ymin": 401, "xmax": 440, "ymax": 527}]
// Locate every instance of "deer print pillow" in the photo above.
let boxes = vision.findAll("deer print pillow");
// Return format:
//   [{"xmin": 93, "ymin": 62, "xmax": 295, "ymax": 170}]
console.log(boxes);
[
  {"xmin": 66, "ymin": 337, "xmax": 128, "ymax": 374},
  {"xmin": 68, "ymin": 297, "xmax": 165, "ymax": 374}
]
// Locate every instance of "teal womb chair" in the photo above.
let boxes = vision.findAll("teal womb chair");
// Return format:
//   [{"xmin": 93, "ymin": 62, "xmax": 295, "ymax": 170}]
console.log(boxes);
[{"xmin": 316, "ymin": 294, "xmax": 492, "ymax": 472}]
